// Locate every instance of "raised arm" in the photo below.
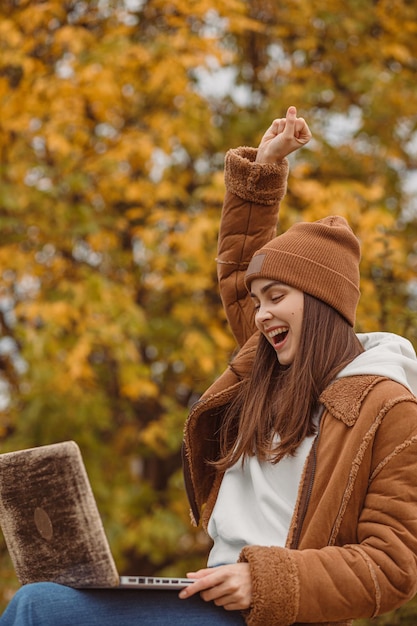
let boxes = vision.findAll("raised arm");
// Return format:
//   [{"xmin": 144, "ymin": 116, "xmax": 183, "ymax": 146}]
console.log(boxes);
[{"xmin": 217, "ymin": 106, "xmax": 312, "ymax": 348}]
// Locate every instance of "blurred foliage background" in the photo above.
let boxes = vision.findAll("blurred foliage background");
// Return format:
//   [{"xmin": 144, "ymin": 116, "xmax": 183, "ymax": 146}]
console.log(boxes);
[{"xmin": 0, "ymin": 0, "xmax": 417, "ymax": 622}]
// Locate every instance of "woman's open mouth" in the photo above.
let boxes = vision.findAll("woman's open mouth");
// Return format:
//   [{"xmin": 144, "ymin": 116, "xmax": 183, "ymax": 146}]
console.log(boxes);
[{"xmin": 268, "ymin": 327, "xmax": 289, "ymax": 348}]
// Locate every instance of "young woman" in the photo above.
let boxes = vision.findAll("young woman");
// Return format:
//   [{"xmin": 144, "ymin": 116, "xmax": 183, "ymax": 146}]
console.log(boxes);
[
  {"xmin": 2, "ymin": 107, "xmax": 417, "ymax": 626},
  {"xmin": 181, "ymin": 107, "xmax": 417, "ymax": 624}
]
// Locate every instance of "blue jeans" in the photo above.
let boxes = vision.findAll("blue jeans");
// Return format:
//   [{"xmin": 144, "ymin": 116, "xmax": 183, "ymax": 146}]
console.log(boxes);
[{"xmin": 0, "ymin": 583, "xmax": 246, "ymax": 626}]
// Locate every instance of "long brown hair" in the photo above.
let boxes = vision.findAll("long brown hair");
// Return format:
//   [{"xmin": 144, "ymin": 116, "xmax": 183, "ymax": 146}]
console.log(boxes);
[{"xmin": 214, "ymin": 293, "xmax": 364, "ymax": 470}]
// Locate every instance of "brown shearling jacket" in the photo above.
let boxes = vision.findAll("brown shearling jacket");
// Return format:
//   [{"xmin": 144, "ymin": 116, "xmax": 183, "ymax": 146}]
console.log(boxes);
[{"xmin": 182, "ymin": 147, "xmax": 417, "ymax": 626}]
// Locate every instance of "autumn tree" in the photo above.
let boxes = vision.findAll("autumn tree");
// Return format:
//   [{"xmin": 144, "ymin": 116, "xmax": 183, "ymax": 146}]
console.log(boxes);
[
  {"xmin": 1, "ymin": 0, "xmax": 417, "ymax": 622},
  {"xmin": 0, "ymin": 0, "xmax": 238, "ymax": 603}
]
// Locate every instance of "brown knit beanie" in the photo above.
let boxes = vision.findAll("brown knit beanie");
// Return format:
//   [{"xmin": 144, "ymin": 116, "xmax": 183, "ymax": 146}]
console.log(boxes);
[{"xmin": 244, "ymin": 216, "xmax": 361, "ymax": 326}]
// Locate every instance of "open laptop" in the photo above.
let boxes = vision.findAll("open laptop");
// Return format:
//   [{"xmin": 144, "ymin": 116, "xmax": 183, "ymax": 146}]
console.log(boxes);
[{"xmin": 0, "ymin": 440, "xmax": 194, "ymax": 590}]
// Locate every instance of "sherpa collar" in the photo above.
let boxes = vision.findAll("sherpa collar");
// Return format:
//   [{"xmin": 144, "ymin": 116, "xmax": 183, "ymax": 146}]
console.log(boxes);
[{"xmin": 319, "ymin": 375, "xmax": 388, "ymax": 427}]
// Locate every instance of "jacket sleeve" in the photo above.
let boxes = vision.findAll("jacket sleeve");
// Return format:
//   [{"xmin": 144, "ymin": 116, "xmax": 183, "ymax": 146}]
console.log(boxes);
[
  {"xmin": 217, "ymin": 147, "xmax": 289, "ymax": 348},
  {"xmin": 238, "ymin": 396, "xmax": 417, "ymax": 626}
]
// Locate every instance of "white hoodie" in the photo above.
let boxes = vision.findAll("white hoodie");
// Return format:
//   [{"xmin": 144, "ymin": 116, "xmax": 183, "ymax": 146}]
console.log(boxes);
[
  {"xmin": 207, "ymin": 332, "xmax": 417, "ymax": 567},
  {"xmin": 338, "ymin": 332, "xmax": 417, "ymax": 393}
]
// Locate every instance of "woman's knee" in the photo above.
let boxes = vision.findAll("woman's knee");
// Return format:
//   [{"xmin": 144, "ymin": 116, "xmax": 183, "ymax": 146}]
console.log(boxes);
[{"xmin": 0, "ymin": 583, "xmax": 75, "ymax": 625}]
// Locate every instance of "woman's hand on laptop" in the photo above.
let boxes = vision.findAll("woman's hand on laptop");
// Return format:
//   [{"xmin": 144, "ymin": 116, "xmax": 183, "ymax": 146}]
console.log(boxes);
[{"xmin": 178, "ymin": 562, "xmax": 252, "ymax": 611}]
